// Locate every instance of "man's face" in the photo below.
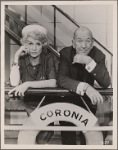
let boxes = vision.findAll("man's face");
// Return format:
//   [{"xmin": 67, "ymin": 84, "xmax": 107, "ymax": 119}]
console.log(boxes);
[
  {"xmin": 73, "ymin": 29, "xmax": 94, "ymax": 55},
  {"xmin": 26, "ymin": 36, "xmax": 43, "ymax": 58}
]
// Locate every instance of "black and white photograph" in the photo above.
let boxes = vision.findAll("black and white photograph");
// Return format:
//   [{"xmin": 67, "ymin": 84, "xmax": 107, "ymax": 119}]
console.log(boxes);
[{"xmin": 1, "ymin": 0, "xmax": 117, "ymax": 149}]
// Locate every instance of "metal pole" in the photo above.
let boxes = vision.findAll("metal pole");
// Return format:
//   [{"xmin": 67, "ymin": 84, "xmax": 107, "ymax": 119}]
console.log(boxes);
[
  {"xmin": 52, "ymin": 5, "xmax": 113, "ymax": 56},
  {"xmin": 25, "ymin": 5, "xmax": 27, "ymax": 25},
  {"xmin": 54, "ymin": 7, "xmax": 56, "ymax": 49},
  {"xmin": 111, "ymin": 55, "xmax": 113, "ymax": 88}
]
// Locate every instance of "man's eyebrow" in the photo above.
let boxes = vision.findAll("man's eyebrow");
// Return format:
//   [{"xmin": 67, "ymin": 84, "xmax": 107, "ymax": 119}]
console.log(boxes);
[
  {"xmin": 76, "ymin": 38, "xmax": 82, "ymax": 39},
  {"xmin": 86, "ymin": 38, "xmax": 92, "ymax": 40},
  {"xmin": 26, "ymin": 40, "xmax": 32, "ymax": 42}
]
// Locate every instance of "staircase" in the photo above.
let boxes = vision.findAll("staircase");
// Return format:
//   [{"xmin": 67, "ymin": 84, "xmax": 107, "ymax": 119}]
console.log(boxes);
[
  {"xmin": 5, "ymin": 5, "xmax": 113, "ymax": 78},
  {"xmin": 5, "ymin": 7, "xmax": 60, "ymax": 56}
]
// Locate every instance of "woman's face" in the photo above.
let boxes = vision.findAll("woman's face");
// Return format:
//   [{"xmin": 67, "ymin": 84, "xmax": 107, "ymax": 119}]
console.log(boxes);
[{"xmin": 26, "ymin": 36, "xmax": 43, "ymax": 58}]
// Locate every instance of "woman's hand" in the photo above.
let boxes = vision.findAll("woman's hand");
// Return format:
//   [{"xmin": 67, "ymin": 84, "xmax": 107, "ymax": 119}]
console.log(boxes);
[
  {"xmin": 14, "ymin": 45, "xmax": 29, "ymax": 62},
  {"xmin": 8, "ymin": 82, "xmax": 29, "ymax": 97}
]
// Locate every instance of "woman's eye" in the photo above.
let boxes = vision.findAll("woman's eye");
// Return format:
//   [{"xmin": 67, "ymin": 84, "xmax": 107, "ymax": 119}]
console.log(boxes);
[{"xmin": 37, "ymin": 43, "xmax": 41, "ymax": 46}]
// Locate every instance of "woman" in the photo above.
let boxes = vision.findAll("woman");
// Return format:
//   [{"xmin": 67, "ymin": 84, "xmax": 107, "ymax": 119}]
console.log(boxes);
[{"xmin": 8, "ymin": 24, "xmax": 57, "ymax": 144}]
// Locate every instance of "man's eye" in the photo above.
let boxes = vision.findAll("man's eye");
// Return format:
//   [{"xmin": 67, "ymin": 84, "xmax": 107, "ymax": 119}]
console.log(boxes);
[
  {"xmin": 77, "ymin": 40, "xmax": 83, "ymax": 43},
  {"xmin": 86, "ymin": 39, "xmax": 91, "ymax": 43},
  {"xmin": 28, "ymin": 43, "xmax": 32, "ymax": 45},
  {"xmin": 86, "ymin": 40, "xmax": 91, "ymax": 43}
]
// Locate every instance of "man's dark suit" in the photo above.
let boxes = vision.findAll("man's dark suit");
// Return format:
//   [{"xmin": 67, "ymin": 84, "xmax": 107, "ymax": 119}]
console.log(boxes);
[
  {"xmin": 57, "ymin": 46, "xmax": 111, "ymax": 145},
  {"xmin": 58, "ymin": 46, "xmax": 110, "ymax": 92}
]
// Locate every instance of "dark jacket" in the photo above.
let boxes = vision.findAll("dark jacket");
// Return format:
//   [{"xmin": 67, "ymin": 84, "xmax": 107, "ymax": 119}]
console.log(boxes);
[
  {"xmin": 19, "ymin": 52, "xmax": 56, "ymax": 83},
  {"xmin": 58, "ymin": 46, "xmax": 111, "ymax": 93}
]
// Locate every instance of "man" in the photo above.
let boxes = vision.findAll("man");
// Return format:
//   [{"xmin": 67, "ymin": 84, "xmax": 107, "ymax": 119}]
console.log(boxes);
[{"xmin": 57, "ymin": 26, "xmax": 111, "ymax": 144}]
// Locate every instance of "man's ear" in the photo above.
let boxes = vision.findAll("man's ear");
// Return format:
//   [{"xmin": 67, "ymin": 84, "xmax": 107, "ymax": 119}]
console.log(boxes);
[
  {"xmin": 92, "ymin": 38, "xmax": 94, "ymax": 44},
  {"xmin": 91, "ymin": 38, "xmax": 94, "ymax": 49},
  {"xmin": 72, "ymin": 39, "xmax": 75, "ymax": 49}
]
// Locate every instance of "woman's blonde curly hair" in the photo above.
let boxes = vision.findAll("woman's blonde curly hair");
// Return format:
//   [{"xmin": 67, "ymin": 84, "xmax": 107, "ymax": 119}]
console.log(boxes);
[{"xmin": 20, "ymin": 30, "xmax": 48, "ymax": 46}]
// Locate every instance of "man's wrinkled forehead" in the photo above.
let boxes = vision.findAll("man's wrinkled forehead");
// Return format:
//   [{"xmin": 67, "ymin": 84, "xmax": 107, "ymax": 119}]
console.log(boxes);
[{"xmin": 74, "ymin": 27, "xmax": 93, "ymax": 39}]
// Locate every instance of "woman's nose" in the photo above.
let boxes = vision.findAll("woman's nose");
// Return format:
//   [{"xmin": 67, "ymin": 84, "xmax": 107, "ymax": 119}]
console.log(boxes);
[{"xmin": 32, "ymin": 44, "xmax": 36, "ymax": 50}]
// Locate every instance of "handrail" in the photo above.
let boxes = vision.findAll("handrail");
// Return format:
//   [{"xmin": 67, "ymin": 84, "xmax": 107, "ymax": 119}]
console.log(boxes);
[
  {"xmin": 5, "ymin": 6, "xmax": 113, "ymax": 57},
  {"xmin": 5, "ymin": 26, "xmax": 21, "ymax": 44},
  {"xmin": 52, "ymin": 5, "xmax": 113, "ymax": 56},
  {"xmin": 5, "ymin": 87, "xmax": 113, "ymax": 96},
  {"xmin": 5, "ymin": 7, "xmax": 60, "ymax": 58},
  {"xmin": 6, "ymin": 24, "xmax": 60, "ymax": 57},
  {"xmin": 5, "ymin": 6, "xmax": 113, "ymax": 58},
  {"xmin": 48, "ymin": 45, "xmax": 60, "ymax": 57},
  {"xmin": 5, "ymin": 7, "xmax": 25, "ymax": 28}
]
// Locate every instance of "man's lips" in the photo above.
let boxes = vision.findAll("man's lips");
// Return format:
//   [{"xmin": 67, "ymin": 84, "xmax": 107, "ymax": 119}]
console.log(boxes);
[{"xmin": 31, "ymin": 52, "xmax": 37, "ymax": 54}]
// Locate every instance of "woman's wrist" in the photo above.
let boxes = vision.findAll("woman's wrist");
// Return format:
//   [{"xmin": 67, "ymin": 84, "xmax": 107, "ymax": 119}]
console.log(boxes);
[
  {"xmin": 25, "ymin": 81, "xmax": 30, "ymax": 88},
  {"xmin": 14, "ymin": 54, "xmax": 20, "ymax": 63}
]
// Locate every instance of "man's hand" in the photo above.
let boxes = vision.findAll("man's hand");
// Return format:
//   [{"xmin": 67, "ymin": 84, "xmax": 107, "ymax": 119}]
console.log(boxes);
[
  {"xmin": 85, "ymin": 84, "xmax": 103, "ymax": 105},
  {"xmin": 73, "ymin": 54, "xmax": 92, "ymax": 65},
  {"xmin": 8, "ymin": 82, "xmax": 29, "ymax": 97}
]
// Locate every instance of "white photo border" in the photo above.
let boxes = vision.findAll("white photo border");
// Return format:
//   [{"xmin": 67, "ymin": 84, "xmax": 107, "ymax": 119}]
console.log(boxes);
[{"xmin": 1, "ymin": 1, "xmax": 117, "ymax": 149}]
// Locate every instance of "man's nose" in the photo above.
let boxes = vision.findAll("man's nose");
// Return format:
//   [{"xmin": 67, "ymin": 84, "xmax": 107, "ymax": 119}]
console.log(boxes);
[{"xmin": 81, "ymin": 42, "xmax": 86, "ymax": 48}]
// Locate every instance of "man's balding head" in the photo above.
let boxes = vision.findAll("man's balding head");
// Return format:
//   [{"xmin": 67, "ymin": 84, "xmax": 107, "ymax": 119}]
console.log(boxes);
[
  {"xmin": 72, "ymin": 26, "xmax": 94, "ymax": 55},
  {"xmin": 73, "ymin": 26, "xmax": 93, "ymax": 40}
]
